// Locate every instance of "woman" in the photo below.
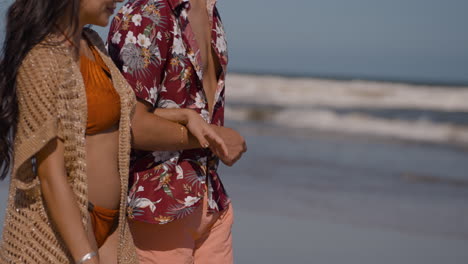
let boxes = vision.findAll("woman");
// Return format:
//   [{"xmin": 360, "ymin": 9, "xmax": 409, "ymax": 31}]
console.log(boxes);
[{"xmin": 0, "ymin": 0, "xmax": 227, "ymax": 263}]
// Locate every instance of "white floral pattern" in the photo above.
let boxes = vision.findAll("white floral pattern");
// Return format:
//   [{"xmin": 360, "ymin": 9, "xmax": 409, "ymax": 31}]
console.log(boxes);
[
  {"xmin": 111, "ymin": 31, "xmax": 122, "ymax": 44},
  {"xmin": 214, "ymin": 22, "xmax": 227, "ymax": 53},
  {"xmin": 193, "ymin": 91, "xmax": 206, "ymax": 108},
  {"xmin": 183, "ymin": 196, "xmax": 200, "ymax": 207},
  {"xmin": 152, "ymin": 150, "xmax": 179, "ymax": 163},
  {"xmin": 137, "ymin": 33, "xmax": 151, "ymax": 48},
  {"xmin": 132, "ymin": 14, "xmax": 143, "ymax": 26},
  {"xmin": 125, "ymin": 31, "xmax": 137, "ymax": 45},
  {"xmin": 176, "ymin": 165, "xmax": 184, "ymax": 179},
  {"xmin": 172, "ymin": 23, "xmax": 186, "ymax": 55}
]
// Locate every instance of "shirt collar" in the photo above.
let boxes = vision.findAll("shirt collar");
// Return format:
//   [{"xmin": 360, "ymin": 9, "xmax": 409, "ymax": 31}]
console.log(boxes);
[
  {"xmin": 167, "ymin": 0, "xmax": 218, "ymax": 14},
  {"xmin": 167, "ymin": 0, "xmax": 187, "ymax": 11}
]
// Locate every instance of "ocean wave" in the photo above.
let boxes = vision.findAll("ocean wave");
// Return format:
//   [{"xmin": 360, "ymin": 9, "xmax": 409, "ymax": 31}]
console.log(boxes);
[
  {"xmin": 225, "ymin": 74, "xmax": 468, "ymax": 145},
  {"xmin": 225, "ymin": 74, "xmax": 468, "ymax": 111}
]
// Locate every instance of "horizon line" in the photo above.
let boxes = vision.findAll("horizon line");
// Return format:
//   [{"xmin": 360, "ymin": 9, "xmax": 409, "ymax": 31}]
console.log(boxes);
[{"xmin": 228, "ymin": 69, "xmax": 468, "ymax": 88}]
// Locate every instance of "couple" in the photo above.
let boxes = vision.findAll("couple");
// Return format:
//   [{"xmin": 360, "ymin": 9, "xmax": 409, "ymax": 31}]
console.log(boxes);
[{"xmin": 0, "ymin": 0, "xmax": 246, "ymax": 263}]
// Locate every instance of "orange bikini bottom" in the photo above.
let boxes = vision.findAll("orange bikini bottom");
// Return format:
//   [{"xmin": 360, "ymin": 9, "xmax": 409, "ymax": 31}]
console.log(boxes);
[{"xmin": 88, "ymin": 202, "xmax": 119, "ymax": 248}]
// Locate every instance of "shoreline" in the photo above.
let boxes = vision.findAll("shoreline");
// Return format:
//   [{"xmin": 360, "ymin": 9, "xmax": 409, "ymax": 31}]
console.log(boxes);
[{"xmin": 228, "ymin": 70, "xmax": 468, "ymax": 88}]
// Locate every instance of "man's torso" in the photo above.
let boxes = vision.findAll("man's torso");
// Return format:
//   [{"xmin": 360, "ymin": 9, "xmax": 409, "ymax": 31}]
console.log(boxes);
[{"xmin": 108, "ymin": 0, "xmax": 230, "ymax": 224}]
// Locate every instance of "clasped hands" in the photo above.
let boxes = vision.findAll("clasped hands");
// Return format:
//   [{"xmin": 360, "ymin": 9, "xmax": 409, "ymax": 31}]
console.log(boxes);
[{"xmin": 184, "ymin": 110, "xmax": 247, "ymax": 166}]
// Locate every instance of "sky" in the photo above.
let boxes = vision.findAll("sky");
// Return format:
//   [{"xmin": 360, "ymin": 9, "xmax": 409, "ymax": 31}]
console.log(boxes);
[{"xmin": 1, "ymin": 0, "xmax": 467, "ymax": 84}]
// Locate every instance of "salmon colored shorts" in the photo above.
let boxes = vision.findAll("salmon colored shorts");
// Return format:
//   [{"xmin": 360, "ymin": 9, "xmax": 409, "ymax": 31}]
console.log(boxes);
[
  {"xmin": 129, "ymin": 193, "xmax": 234, "ymax": 264},
  {"xmin": 88, "ymin": 202, "xmax": 119, "ymax": 248}
]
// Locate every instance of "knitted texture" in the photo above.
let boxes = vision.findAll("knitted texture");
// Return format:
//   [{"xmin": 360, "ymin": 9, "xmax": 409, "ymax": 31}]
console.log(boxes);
[{"xmin": 0, "ymin": 29, "xmax": 138, "ymax": 263}]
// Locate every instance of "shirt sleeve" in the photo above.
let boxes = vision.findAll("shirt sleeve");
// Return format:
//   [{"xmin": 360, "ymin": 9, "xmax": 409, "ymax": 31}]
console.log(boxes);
[{"xmin": 107, "ymin": 6, "xmax": 173, "ymax": 109}]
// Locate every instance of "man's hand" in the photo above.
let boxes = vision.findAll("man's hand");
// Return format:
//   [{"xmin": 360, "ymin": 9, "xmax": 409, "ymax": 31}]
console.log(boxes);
[{"xmin": 211, "ymin": 126, "xmax": 247, "ymax": 166}]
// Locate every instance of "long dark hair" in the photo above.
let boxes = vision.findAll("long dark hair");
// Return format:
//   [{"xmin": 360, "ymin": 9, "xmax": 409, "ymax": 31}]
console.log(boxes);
[{"xmin": 0, "ymin": 0, "xmax": 80, "ymax": 180}]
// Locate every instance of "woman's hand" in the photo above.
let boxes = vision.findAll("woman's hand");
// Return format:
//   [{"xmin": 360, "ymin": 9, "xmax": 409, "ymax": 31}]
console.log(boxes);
[{"xmin": 185, "ymin": 110, "xmax": 229, "ymax": 158}]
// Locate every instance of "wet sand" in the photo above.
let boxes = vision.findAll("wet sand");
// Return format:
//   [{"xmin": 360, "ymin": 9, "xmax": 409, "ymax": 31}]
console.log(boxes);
[{"xmin": 220, "ymin": 121, "xmax": 468, "ymax": 264}]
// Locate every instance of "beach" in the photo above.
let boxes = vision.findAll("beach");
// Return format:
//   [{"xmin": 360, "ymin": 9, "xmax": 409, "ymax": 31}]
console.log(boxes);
[
  {"xmin": 1, "ymin": 74, "xmax": 468, "ymax": 263},
  {"xmin": 221, "ymin": 121, "xmax": 468, "ymax": 263},
  {"xmin": 1, "ymin": 0, "xmax": 467, "ymax": 261},
  {"xmin": 222, "ymin": 74, "xmax": 468, "ymax": 263}
]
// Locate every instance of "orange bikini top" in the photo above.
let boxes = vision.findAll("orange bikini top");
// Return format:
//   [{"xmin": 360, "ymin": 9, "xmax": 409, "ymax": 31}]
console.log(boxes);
[{"xmin": 80, "ymin": 43, "xmax": 121, "ymax": 135}]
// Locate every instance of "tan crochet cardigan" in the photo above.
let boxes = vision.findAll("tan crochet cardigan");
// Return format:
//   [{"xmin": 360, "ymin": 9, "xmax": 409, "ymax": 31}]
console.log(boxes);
[{"xmin": 0, "ymin": 29, "xmax": 138, "ymax": 263}]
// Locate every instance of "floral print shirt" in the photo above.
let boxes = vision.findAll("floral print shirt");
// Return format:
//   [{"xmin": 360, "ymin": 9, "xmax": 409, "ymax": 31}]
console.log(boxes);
[{"xmin": 107, "ymin": 0, "xmax": 230, "ymax": 224}]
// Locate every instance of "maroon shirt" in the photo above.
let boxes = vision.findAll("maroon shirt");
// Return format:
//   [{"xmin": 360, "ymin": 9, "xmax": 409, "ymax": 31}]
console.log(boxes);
[{"xmin": 107, "ymin": 0, "xmax": 230, "ymax": 224}]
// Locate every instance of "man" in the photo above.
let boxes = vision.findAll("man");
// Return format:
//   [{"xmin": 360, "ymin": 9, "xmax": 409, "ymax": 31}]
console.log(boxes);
[{"xmin": 107, "ymin": 0, "xmax": 246, "ymax": 263}]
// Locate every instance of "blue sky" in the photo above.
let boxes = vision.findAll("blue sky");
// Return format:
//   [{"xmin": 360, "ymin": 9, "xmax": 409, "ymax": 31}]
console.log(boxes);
[
  {"xmin": 216, "ymin": 0, "xmax": 468, "ymax": 84},
  {"xmin": 1, "ymin": 0, "xmax": 467, "ymax": 84}
]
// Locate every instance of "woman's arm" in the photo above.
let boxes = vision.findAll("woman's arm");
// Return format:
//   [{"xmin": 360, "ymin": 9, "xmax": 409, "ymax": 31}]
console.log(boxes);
[
  {"xmin": 36, "ymin": 138, "xmax": 99, "ymax": 264},
  {"xmin": 152, "ymin": 108, "xmax": 193, "ymax": 124},
  {"xmin": 132, "ymin": 100, "xmax": 228, "ymax": 158},
  {"xmin": 153, "ymin": 105, "xmax": 247, "ymax": 166}
]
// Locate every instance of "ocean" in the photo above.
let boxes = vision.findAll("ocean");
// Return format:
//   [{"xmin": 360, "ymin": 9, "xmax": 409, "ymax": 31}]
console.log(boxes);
[{"xmin": 224, "ymin": 74, "xmax": 468, "ymax": 146}]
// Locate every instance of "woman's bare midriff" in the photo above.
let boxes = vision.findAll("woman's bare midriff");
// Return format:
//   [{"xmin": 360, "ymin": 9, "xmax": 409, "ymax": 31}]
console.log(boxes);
[{"xmin": 85, "ymin": 125, "xmax": 121, "ymax": 210}]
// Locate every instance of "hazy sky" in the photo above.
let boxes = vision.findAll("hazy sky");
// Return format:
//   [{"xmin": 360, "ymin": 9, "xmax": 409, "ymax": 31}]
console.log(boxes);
[
  {"xmin": 216, "ymin": 0, "xmax": 468, "ymax": 84},
  {"xmin": 1, "ymin": 0, "xmax": 467, "ymax": 84}
]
